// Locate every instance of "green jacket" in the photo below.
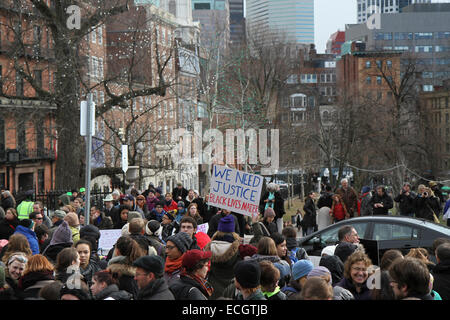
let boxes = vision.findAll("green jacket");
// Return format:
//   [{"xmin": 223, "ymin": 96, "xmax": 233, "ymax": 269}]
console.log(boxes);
[{"xmin": 17, "ymin": 201, "xmax": 34, "ymax": 220}]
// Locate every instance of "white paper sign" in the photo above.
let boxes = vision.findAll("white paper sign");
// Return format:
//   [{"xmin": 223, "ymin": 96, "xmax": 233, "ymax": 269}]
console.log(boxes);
[
  {"xmin": 197, "ymin": 223, "xmax": 209, "ymax": 235},
  {"xmin": 207, "ymin": 165, "xmax": 263, "ymax": 217},
  {"xmin": 98, "ymin": 229, "xmax": 122, "ymax": 252}
]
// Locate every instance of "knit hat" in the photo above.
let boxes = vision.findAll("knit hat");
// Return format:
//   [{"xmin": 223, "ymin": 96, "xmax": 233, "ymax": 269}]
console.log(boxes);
[
  {"xmin": 80, "ymin": 224, "xmax": 100, "ymax": 241},
  {"xmin": 361, "ymin": 186, "xmax": 371, "ymax": 194},
  {"xmin": 49, "ymin": 221, "xmax": 73, "ymax": 246},
  {"xmin": 264, "ymin": 207, "xmax": 276, "ymax": 219},
  {"xmin": 145, "ymin": 220, "xmax": 162, "ymax": 237},
  {"xmin": 133, "ymin": 255, "xmax": 165, "ymax": 277},
  {"xmin": 163, "ymin": 211, "xmax": 175, "ymax": 221},
  {"xmin": 334, "ymin": 242, "xmax": 358, "ymax": 264},
  {"xmin": 194, "ymin": 232, "xmax": 211, "ymax": 250},
  {"xmin": 182, "ymin": 249, "xmax": 212, "ymax": 270},
  {"xmin": 167, "ymin": 232, "xmax": 192, "ymax": 253},
  {"xmin": 292, "ymin": 259, "xmax": 314, "ymax": 280},
  {"xmin": 321, "ymin": 245, "xmax": 337, "ymax": 257},
  {"xmin": 64, "ymin": 212, "xmax": 80, "ymax": 227},
  {"xmin": 52, "ymin": 210, "xmax": 67, "ymax": 219},
  {"xmin": 155, "ymin": 187, "xmax": 163, "ymax": 195},
  {"xmin": 238, "ymin": 244, "xmax": 258, "ymax": 260},
  {"xmin": 307, "ymin": 266, "xmax": 332, "ymax": 285},
  {"xmin": 218, "ymin": 215, "xmax": 235, "ymax": 233},
  {"xmin": 127, "ymin": 211, "xmax": 142, "ymax": 223},
  {"xmin": 59, "ymin": 286, "xmax": 91, "ymax": 300},
  {"xmin": 177, "ymin": 201, "xmax": 185, "ymax": 208},
  {"xmin": 19, "ymin": 219, "xmax": 33, "ymax": 229},
  {"xmin": 234, "ymin": 260, "xmax": 261, "ymax": 289}
]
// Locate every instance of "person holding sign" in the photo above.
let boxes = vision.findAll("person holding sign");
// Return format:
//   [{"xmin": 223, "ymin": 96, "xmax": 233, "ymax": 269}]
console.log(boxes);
[{"xmin": 207, "ymin": 209, "xmax": 240, "ymax": 238}]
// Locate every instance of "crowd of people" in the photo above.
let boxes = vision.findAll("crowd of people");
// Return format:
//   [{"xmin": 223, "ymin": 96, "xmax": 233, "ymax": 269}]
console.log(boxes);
[
  {"xmin": 0, "ymin": 180, "xmax": 447, "ymax": 301},
  {"xmin": 295, "ymin": 178, "xmax": 450, "ymax": 237}
]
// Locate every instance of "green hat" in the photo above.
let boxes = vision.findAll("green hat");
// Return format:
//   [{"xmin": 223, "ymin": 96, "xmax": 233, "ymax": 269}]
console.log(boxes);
[
  {"xmin": 67, "ymin": 192, "xmax": 73, "ymax": 196},
  {"xmin": 79, "ymin": 188, "xmax": 86, "ymax": 193}
]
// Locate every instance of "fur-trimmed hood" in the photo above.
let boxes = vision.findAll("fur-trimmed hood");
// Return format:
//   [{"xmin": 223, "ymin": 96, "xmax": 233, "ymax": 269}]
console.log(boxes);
[
  {"xmin": 107, "ymin": 256, "xmax": 136, "ymax": 277},
  {"xmin": 204, "ymin": 232, "xmax": 240, "ymax": 264}
]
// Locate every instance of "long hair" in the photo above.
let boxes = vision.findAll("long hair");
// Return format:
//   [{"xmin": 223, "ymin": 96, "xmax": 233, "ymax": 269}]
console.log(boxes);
[
  {"xmin": 24, "ymin": 254, "xmax": 54, "ymax": 275},
  {"xmin": 257, "ymin": 237, "xmax": 278, "ymax": 256},
  {"xmin": 55, "ymin": 247, "xmax": 79, "ymax": 273},
  {"xmin": 2, "ymin": 233, "xmax": 32, "ymax": 264},
  {"xmin": 115, "ymin": 236, "xmax": 145, "ymax": 264},
  {"xmin": 186, "ymin": 203, "xmax": 201, "ymax": 220}
]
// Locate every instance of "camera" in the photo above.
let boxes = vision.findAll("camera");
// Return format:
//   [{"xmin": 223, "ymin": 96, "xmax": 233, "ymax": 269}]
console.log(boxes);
[{"xmin": 423, "ymin": 192, "xmax": 428, "ymax": 197}]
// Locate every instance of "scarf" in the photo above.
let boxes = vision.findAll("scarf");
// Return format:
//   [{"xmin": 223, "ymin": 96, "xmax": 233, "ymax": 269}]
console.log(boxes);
[
  {"xmin": 181, "ymin": 270, "xmax": 214, "ymax": 297},
  {"xmin": 18, "ymin": 270, "xmax": 54, "ymax": 290},
  {"xmin": 265, "ymin": 192, "xmax": 275, "ymax": 211},
  {"xmin": 165, "ymin": 254, "xmax": 184, "ymax": 274}
]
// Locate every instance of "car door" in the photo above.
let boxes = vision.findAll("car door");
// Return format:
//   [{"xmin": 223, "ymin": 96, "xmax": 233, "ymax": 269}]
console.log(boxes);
[{"xmin": 370, "ymin": 222, "xmax": 421, "ymax": 255}]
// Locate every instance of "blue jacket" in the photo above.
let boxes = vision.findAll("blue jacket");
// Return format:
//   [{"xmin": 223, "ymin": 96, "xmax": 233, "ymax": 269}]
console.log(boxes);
[{"xmin": 14, "ymin": 225, "xmax": 40, "ymax": 255}]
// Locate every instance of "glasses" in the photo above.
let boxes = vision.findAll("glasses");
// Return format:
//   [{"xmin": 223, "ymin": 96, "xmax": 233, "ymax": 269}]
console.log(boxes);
[
  {"xmin": 34, "ymin": 217, "xmax": 43, "ymax": 220},
  {"xmin": 351, "ymin": 266, "xmax": 368, "ymax": 273}
]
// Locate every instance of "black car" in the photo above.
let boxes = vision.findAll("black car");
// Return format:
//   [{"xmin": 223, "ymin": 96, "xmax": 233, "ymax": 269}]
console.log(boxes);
[{"xmin": 298, "ymin": 216, "xmax": 450, "ymax": 265}]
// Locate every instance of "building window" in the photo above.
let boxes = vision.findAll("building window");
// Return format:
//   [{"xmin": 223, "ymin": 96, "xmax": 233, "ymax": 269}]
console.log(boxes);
[
  {"xmin": 97, "ymin": 26, "xmax": 103, "ymax": 44},
  {"xmin": 377, "ymin": 76, "xmax": 382, "ymax": 85},
  {"xmin": 366, "ymin": 76, "xmax": 372, "ymax": 85},
  {"xmin": 16, "ymin": 73, "xmax": 24, "ymax": 97},
  {"xmin": 376, "ymin": 60, "xmax": 382, "ymax": 69},
  {"xmin": 386, "ymin": 60, "xmax": 392, "ymax": 69},
  {"xmin": 366, "ymin": 61, "xmax": 371, "ymax": 69},
  {"xmin": 423, "ymin": 85, "xmax": 433, "ymax": 92},
  {"xmin": 415, "ymin": 32, "xmax": 433, "ymax": 40}
]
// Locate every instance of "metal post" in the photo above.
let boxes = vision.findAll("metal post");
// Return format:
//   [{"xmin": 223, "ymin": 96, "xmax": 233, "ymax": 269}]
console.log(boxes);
[{"xmin": 84, "ymin": 93, "xmax": 93, "ymax": 225}]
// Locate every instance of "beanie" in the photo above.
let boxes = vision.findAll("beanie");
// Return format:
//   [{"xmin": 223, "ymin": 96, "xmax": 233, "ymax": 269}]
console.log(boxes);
[
  {"xmin": 19, "ymin": 219, "xmax": 33, "ymax": 229},
  {"xmin": 334, "ymin": 242, "xmax": 358, "ymax": 264},
  {"xmin": 133, "ymin": 255, "xmax": 165, "ymax": 277},
  {"xmin": 49, "ymin": 221, "xmax": 73, "ymax": 246},
  {"xmin": 238, "ymin": 244, "xmax": 258, "ymax": 260},
  {"xmin": 194, "ymin": 232, "xmax": 211, "ymax": 250},
  {"xmin": 80, "ymin": 224, "xmax": 100, "ymax": 241},
  {"xmin": 145, "ymin": 220, "xmax": 162, "ymax": 237},
  {"xmin": 264, "ymin": 207, "xmax": 276, "ymax": 219},
  {"xmin": 59, "ymin": 286, "xmax": 91, "ymax": 300},
  {"xmin": 292, "ymin": 259, "xmax": 314, "ymax": 280},
  {"xmin": 177, "ymin": 201, "xmax": 185, "ymax": 208},
  {"xmin": 234, "ymin": 260, "xmax": 261, "ymax": 289},
  {"xmin": 64, "ymin": 212, "xmax": 80, "ymax": 227},
  {"xmin": 167, "ymin": 232, "xmax": 192, "ymax": 253},
  {"xmin": 361, "ymin": 186, "xmax": 371, "ymax": 194},
  {"xmin": 218, "ymin": 215, "xmax": 235, "ymax": 233},
  {"xmin": 307, "ymin": 266, "xmax": 332, "ymax": 285},
  {"xmin": 52, "ymin": 210, "xmax": 67, "ymax": 220}
]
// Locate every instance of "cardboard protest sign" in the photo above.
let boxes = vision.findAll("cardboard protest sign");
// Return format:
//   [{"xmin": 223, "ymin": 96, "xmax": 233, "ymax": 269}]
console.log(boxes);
[
  {"xmin": 208, "ymin": 165, "xmax": 263, "ymax": 217},
  {"xmin": 98, "ymin": 229, "xmax": 122, "ymax": 255},
  {"xmin": 197, "ymin": 223, "xmax": 209, "ymax": 235}
]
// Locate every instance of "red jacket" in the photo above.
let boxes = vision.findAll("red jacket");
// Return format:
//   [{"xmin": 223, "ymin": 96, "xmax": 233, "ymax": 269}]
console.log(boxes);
[
  {"xmin": 331, "ymin": 202, "xmax": 346, "ymax": 221},
  {"xmin": 164, "ymin": 200, "xmax": 178, "ymax": 212}
]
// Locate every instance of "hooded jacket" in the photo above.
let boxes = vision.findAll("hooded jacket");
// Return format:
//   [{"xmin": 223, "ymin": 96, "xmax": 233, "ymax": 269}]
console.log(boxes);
[
  {"xmin": 107, "ymin": 256, "xmax": 139, "ymax": 299},
  {"xmin": 42, "ymin": 221, "xmax": 73, "ymax": 263},
  {"xmin": 14, "ymin": 225, "xmax": 39, "ymax": 255},
  {"xmin": 432, "ymin": 260, "xmax": 450, "ymax": 300},
  {"xmin": 319, "ymin": 255, "xmax": 344, "ymax": 285},
  {"xmin": 204, "ymin": 232, "xmax": 241, "ymax": 300}
]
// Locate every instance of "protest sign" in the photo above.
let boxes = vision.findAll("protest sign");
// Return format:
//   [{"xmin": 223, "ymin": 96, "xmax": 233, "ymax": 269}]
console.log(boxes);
[
  {"xmin": 197, "ymin": 222, "xmax": 209, "ymax": 235},
  {"xmin": 98, "ymin": 229, "xmax": 122, "ymax": 255},
  {"xmin": 207, "ymin": 165, "xmax": 263, "ymax": 217}
]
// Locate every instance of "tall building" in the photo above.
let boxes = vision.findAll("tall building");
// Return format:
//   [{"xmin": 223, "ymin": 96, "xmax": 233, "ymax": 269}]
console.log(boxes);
[
  {"xmin": 191, "ymin": 0, "xmax": 230, "ymax": 47},
  {"xmin": 229, "ymin": 0, "xmax": 245, "ymax": 45},
  {"xmin": 357, "ymin": 0, "xmax": 431, "ymax": 23},
  {"xmin": 246, "ymin": 0, "xmax": 314, "ymax": 44},
  {"xmin": 347, "ymin": 3, "xmax": 450, "ymax": 91}
]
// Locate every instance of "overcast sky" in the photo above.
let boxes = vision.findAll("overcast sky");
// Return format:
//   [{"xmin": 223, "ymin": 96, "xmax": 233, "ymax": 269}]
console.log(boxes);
[{"xmin": 314, "ymin": 0, "xmax": 357, "ymax": 53}]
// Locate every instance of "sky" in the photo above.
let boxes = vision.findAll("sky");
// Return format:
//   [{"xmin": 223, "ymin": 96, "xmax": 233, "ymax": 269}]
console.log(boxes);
[{"xmin": 314, "ymin": 0, "xmax": 357, "ymax": 53}]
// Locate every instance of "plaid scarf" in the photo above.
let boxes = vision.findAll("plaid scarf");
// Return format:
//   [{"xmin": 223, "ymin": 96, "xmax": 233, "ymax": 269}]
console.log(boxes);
[{"xmin": 180, "ymin": 270, "xmax": 214, "ymax": 297}]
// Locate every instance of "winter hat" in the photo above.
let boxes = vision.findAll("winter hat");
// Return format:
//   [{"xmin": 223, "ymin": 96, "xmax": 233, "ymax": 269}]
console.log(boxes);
[
  {"xmin": 80, "ymin": 224, "xmax": 100, "ymax": 241},
  {"xmin": 64, "ymin": 212, "xmax": 80, "ymax": 227},
  {"xmin": 121, "ymin": 223, "xmax": 130, "ymax": 236},
  {"xmin": 127, "ymin": 211, "xmax": 142, "ymax": 223},
  {"xmin": 292, "ymin": 259, "xmax": 314, "ymax": 280},
  {"xmin": 59, "ymin": 286, "xmax": 91, "ymax": 300},
  {"xmin": 52, "ymin": 210, "xmax": 67, "ymax": 220},
  {"xmin": 264, "ymin": 207, "xmax": 276, "ymax": 219},
  {"xmin": 238, "ymin": 244, "xmax": 258, "ymax": 260},
  {"xmin": 155, "ymin": 187, "xmax": 163, "ymax": 195},
  {"xmin": 167, "ymin": 232, "xmax": 192, "ymax": 253},
  {"xmin": 218, "ymin": 215, "xmax": 235, "ymax": 233},
  {"xmin": 194, "ymin": 232, "xmax": 211, "ymax": 250},
  {"xmin": 19, "ymin": 219, "xmax": 33, "ymax": 229},
  {"xmin": 49, "ymin": 221, "xmax": 73, "ymax": 246},
  {"xmin": 163, "ymin": 211, "xmax": 175, "ymax": 221},
  {"xmin": 177, "ymin": 201, "xmax": 185, "ymax": 208},
  {"xmin": 307, "ymin": 266, "xmax": 332, "ymax": 285},
  {"xmin": 133, "ymin": 255, "xmax": 165, "ymax": 277},
  {"xmin": 182, "ymin": 249, "xmax": 212, "ymax": 270},
  {"xmin": 58, "ymin": 194, "xmax": 71, "ymax": 206},
  {"xmin": 234, "ymin": 260, "xmax": 261, "ymax": 289},
  {"xmin": 321, "ymin": 245, "xmax": 337, "ymax": 257},
  {"xmin": 334, "ymin": 242, "xmax": 358, "ymax": 264},
  {"xmin": 146, "ymin": 220, "xmax": 163, "ymax": 237},
  {"xmin": 361, "ymin": 186, "xmax": 371, "ymax": 194}
]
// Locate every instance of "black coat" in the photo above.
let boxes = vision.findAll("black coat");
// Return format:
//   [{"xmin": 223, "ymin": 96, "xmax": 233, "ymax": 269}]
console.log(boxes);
[
  {"xmin": 0, "ymin": 218, "xmax": 19, "ymax": 240},
  {"xmin": 394, "ymin": 192, "xmax": 417, "ymax": 215},
  {"xmin": 369, "ymin": 193, "xmax": 393, "ymax": 215},
  {"xmin": 207, "ymin": 212, "xmax": 240, "ymax": 238},
  {"xmin": 17, "ymin": 271, "xmax": 55, "ymax": 300},
  {"xmin": 92, "ymin": 213, "xmax": 114, "ymax": 230},
  {"xmin": 1, "ymin": 197, "xmax": 15, "ymax": 211},
  {"xmin": 415, "ymin": 196, "xmax": 440, "ymax": 221},
  {"xmin": 301, "ymin": 198, "xmax": 317, "ymax": 228},
  {"xmin": 94, "ymin": 284, "xmax": 133, "ymax": 300},
  {"xmin": 317, "ymin": 192, "xmax": 333, "ymax": 209},
  {"xmin": 432, "ymin": 260, "xmax": 450, "ymax": 300},
  {"xmin": 43, "ymin": 242, "xmax": 73, "ymax": 265},
  {"xmin": 172, "ymin": 187, "xmax": 188, "ymax": 203},
  {"xmin": 169, "ymin": 274, "xmax": 209, "ymax": 300},
  {"xmin": 137, "ymin": 278, "xmax": 175, "ymax": 300}
]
